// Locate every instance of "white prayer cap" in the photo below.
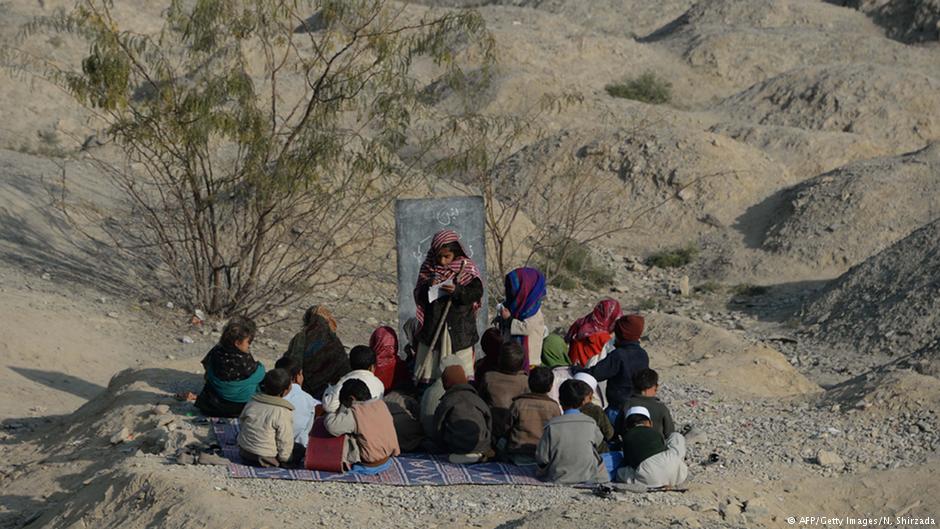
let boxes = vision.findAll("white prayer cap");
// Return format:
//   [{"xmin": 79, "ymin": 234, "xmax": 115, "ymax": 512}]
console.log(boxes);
[
  {"xmin": 573, "ymin": 372, "xmax": 598, "ymax": 391},
  {"xmin": 624, "ymin": 406, "xmax": 651, "ymax": 420}
]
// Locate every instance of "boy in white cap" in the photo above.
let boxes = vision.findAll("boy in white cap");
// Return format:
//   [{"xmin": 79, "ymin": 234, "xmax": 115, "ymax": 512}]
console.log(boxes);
[
  {"xmin": 572, "ymin": 373, "xmax": 614, "ymax": 450},
  {"xmin": 617, "ymin": 406, "xmax": 688, "ymax": 487}
]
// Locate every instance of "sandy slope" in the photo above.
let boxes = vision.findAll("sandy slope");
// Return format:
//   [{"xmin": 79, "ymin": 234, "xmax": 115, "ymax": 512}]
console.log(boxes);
[{"xmin": 1, "ymin": 0, "xmax": 939, "ymax": 527}]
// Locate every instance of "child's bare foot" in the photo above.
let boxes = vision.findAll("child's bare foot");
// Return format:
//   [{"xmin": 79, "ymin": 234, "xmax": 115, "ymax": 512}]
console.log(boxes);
[{"xmin": 175, "ymin": 391, "xmax": 197, "ymax": 402}]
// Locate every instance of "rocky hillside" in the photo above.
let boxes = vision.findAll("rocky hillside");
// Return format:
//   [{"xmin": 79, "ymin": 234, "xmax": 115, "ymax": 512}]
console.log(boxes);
[{"xmin": 804, "ymin": 218, "xmax": 940, "ymax": 365}]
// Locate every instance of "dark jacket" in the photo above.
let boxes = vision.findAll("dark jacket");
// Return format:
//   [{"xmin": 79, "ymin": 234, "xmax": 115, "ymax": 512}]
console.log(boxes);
[
  {"xmin": 621, "ymin": 426, "xmax": 666, "ymax": 470},
  {"xmin": 583, "ymin": 341, "xmax": 649, "ymax": 410},
  {"xmin": 433, "ymin": 384, "xmax": 492, "ymax": 454},
  {"xmin": 383, "ymin": 391, "xmax": 426, "ymax": 452},
  {"xmin": 580, "ymin": 402, "xmax": 614, "ymax": 451},
  {"xmin": 416, "ymin": 277, "xmax": 484, "ymax": 352},
  {"xmin": 619, "ymin": 395, "xmax": 675, "ymax": 438}
]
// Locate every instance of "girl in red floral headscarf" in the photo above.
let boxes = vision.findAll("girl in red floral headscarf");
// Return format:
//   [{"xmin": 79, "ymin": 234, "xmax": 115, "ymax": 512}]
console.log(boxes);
[{"xmin": 565, "ymin": 298, "xmax": 622, "ymax": 367}]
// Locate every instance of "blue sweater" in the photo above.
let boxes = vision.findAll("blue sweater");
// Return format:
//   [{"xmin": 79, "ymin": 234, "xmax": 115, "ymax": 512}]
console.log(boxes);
[{"xmin": 584, "ymin": 341, "xmax": 649, "ymax": 410}]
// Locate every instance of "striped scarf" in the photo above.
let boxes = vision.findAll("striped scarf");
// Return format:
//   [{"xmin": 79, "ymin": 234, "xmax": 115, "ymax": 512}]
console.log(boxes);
[{"xmin": 414, "ymin": 229, "xmax": 481, "ymax": 326}]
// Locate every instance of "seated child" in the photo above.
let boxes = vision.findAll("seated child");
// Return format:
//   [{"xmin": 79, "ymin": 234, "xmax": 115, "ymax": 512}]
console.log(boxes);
[
  {"xmin": 237, "ymin": 368, "xmax": 295, "ymax": 468},
  {"xmin": 618, "ymin": 368, "xmax": 675, "ymax": 438},
  {"xmin": 195, "ymin": 316, "xmax": 265, "ymax": 418},
  {"xmin": 577, "ymin": 314, "xmax": 648, "ymax": 415},
  {"xmin": 506, "ymin": 366, "xmax": 560, "ymax": 464},
  {"xmin": 383, "ymin": 390, "xmax": 425, "ymax": 452},
  {"xmin": 433, "ymin": 365, "xmax": 493, "ymax": 464},
  {"xmin": 616, "ymin": 406, "xmax": 688, "ymax": 487},
  {"xmin": 274, "ymin": 357, "xmax": 320, "ymax": 452},
  {"xmin": 536, "ymin": 380, "xmax": 609, "ymax": 484},
  {"xmin": 321, "ymin": 345, "xmax": 386, "ymax": 414},
  {"xmin": 324, "ymin": 379, "xmax": 401, "ymax": 471},
  {"xmin": 419, "ymin": 354, "xmax": 464, "ymax": 438},
  {"xmin": 571, "ymin": 373, "xmax": 614, "ymax": 451},
  {"xmin": 479, "ymin": 341, "xmax": 530, "ymax": 441}
]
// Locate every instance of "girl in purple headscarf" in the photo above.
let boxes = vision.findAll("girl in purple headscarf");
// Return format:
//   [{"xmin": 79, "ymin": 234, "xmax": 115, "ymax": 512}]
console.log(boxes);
[{"xmin": 497, "ymin": 267, "xmax": 547, "ymax": 371}]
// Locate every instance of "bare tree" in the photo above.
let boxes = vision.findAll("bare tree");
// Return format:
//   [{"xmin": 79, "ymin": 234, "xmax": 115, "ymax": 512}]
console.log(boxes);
[{"xmin": 9, "ymin": 0, "xmax": 494, "ymax": 317}]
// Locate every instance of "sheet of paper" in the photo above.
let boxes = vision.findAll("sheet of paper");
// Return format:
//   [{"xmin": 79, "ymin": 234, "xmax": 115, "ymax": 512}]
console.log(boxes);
[{"xmin": 428, "ymin": 278, "xmax": 454, "ymax": 303}]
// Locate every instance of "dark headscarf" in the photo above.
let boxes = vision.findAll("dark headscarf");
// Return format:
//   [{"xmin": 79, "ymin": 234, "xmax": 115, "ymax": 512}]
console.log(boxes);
[
  {"xmin": 473, "ymin": 327, "xmax": 503, "ymax": 384},
  {"xmin": 297, "ymin": 315, "xmax": 349, "ymax": 400},
  {"xmin": 203, "ymin": 342, "xmax": 259, "ymax": 382}
]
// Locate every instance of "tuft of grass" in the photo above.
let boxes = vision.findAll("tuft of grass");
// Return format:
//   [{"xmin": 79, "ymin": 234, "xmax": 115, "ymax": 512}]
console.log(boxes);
[
  {"xmin": 605, "ymin": 72, "xmax": 672, "ymax": 104},
  {"xmin": 637, "ymin": 297, "xmax": 658, "ymax": 311},
  {"xmin": 732, "ymin": 283, "xmax": 769, "ymax": 297},
  {"xmin": 537, "ymin": 237, "xmax": 615, "ymax": 291},
  {"xmin": 695, "ymin": 281, "xmax": 723, "ymax": 294},
  {"xmin": 646, "ymin": 244, "xmax": 699, "ymax": 269}
]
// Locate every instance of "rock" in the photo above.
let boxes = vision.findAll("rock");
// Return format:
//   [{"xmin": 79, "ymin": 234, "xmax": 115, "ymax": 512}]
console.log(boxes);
[
  {"xmin": 165, "ymin": 354, "xmax": 176, "ymax": 360},
  {"xmin": 109, "ymin": 427, "xmax": 131, "ymax": 445},
  {"xmin": 815, "ymin": 449, "xmax": 844, "ymax": 469},
  {"xmin": 197, "ymin": 452, "xmax": 229, "ymax": 466},
  {"xmin": 106, "ymin": 311, "xmax": 120, "ymax": 319},
  {"xmin": 744, "ymin": 497, "xmax": 771, "ymax": 517},
  {"xmin": 152, "ymin": 404, "xmax": 170, "ymax": 415},
  {"xmin": 179, "ymin": 336, "xmax": 194, "ymax": 344},
  {"xmin": 719, "ymin": 500, "xmax": 743, "ymax": 519},
  {"xmin": 193, "ymin": 309, "xmax": 206, "ymax": 320},
  {"xmin": 175, "ymin": 450, "xmax": 196, "ymax": 465},
  {"xmin": 165, "ymin": 301, "xmax": 174, "ymax": 309},
  {"xmin": 40, "ymin": 272, "xmax": 51, "ymax": 280},
  {"xmin": 679, "ymin": 275, "xmax": 690, "ymax": 297},
  {"xmin": 699, "ymin": 213, "xmax": 724, "ymax": 228},
  {"xmin": 137, "ymin": 428, "xmax": 170, "ymax": 454}
]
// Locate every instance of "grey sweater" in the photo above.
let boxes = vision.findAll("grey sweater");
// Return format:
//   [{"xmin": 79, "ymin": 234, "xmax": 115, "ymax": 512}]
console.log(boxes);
[{"xmin": 536, "ymin": 412, "xmax": 609, "ymax": 484}]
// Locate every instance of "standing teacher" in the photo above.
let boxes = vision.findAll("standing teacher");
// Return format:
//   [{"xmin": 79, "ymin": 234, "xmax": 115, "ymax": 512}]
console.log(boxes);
[{"xmin": 413, "ymin": 229, "xmax": 484, "ymax": 387}]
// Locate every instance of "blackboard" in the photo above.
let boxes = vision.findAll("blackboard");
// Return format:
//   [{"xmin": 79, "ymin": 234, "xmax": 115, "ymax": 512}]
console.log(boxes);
[{"xmin": 395, "ymin": 197, "xmax": 488, "ymax": 353}]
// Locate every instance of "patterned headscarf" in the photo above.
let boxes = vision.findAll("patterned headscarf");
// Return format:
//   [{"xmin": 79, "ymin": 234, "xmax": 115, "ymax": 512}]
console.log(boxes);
[
  {"xmin": 503, "ymin": 267, "xmax": 546, "ymax": 321},
  {"xmin": 565, "ymin": 298, "xmax": 622, "ymax": 342},
  {"xmin": 540, "ymin": 334, "xmax": 570, "ymax": 368},
  {"xmin": 369, "ymin": 326, "xmax": 411, "ymax": 392},
  {"xmin": 414, "ymin": 229, "xmax": 481, "ymax": 326}
]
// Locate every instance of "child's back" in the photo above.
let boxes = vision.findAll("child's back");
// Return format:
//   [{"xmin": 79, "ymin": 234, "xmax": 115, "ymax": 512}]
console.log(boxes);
[
  {"xmin": 237, "ymin": 369, "xmax": 295, "ymax": 467},
  {"xmin": 434, "ymin": 366, "xmax": 492, "ymax": 456},
  {"xmin": 506, "ymin": 366, "xmax": 559, "ymax": 457},
  {"xmin": 536, "ymin": 378, "xmax": 608, "ymax": 484},
  {"xmin": 481, "ymin": 370, "xmax": 529, "ymax": 439},
  {"xmin": 621, "ymin": 394, "xmax": 674, "ymax": 437},
  {"xmin": 349, "ymin": 399, "xmax": 400, "ymax": 464},
  {"xmin": 579, "ymin": 402, "xmax": 614, "ymax": 450},
  {"xmin": 324, "ymin": 379, "xmax": 401, "ymax": 468},
  {"xmin": 508, "ymin": 393, "xmax": 560, "ymax": 455},
  {"xmin": 536, "ymin": 412, "xmax": 608, "ymax": 484},
  {"xmin": 434, "ymin": 384, "xmax": 492, "ymax": 454}
]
